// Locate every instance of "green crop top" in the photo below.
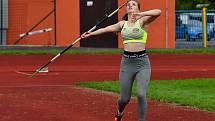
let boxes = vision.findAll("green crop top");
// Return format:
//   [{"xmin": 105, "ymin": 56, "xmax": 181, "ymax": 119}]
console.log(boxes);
[{"xmin": 121, "ymin": 20, "xmax": 147, "ymax": 44}]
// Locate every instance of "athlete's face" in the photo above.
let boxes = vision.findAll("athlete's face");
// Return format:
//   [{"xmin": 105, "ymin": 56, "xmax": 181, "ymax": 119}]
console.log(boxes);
[{"xmin": 126, "ymin": 1, "xmax": 139, "ymax": 13}]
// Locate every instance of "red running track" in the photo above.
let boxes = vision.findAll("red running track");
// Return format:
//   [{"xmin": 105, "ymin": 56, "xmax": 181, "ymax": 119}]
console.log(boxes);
[{"xmin": 0, "ymin": 54, "xmax": 215, "ymax": 121}]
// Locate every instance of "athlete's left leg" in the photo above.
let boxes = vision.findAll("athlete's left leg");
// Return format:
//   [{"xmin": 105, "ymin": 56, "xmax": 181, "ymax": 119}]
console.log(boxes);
[{"xmin": 135, "ymin": 57, "xmax": 151, "ymax": 121}]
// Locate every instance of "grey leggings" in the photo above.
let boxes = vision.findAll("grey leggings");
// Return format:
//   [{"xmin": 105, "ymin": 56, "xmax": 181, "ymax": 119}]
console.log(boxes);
[{"xmin": 118, "ymin": 55, "xmax": 151, "ymax": 121}]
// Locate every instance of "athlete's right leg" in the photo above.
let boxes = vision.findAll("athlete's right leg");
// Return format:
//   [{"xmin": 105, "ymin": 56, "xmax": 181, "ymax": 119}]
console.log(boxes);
[
  {"xmin": 115, "ymin": 68, "xmax": 135, "ymax": 121},
  {"xmin": 117, "ymin": 57, "xmax": 136, "ymax": 114},
  {"xmin": 118, "ymin": 70, "xmax": 135, "ymax": 113}
]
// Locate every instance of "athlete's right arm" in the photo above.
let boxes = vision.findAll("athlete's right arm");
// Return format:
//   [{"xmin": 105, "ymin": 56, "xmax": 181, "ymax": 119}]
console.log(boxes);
[{"xmin": 81, "ymin": 21, "xmax": 124, "ymax": 38}]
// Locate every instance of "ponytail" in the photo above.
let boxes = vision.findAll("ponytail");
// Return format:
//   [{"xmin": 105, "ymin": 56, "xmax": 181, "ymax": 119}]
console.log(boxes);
[{"xmin": 122, "ymin": 13, "xmax": 128, "ymax": 21}]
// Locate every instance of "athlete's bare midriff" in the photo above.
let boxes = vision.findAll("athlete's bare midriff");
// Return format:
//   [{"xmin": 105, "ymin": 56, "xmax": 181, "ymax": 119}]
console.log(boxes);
[{"xmin": 124, "ymin": 42, "xmax": 146, "ymax": 52}]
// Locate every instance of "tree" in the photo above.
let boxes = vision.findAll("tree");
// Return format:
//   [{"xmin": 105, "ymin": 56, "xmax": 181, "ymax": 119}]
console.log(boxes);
[{"xmin": 176, "ymin": 0, "xmax": 215, "ymax": 10}]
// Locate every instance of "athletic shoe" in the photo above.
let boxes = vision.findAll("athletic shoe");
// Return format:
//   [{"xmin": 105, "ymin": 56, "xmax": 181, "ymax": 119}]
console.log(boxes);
[{"xmin": 114, "ymin": 114, "xmax": 123, "ymax": 121}]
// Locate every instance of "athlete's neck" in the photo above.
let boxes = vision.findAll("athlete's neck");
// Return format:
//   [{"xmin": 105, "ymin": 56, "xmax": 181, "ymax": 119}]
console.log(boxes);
[{"xmin": 127, "ymin": 14, "xmax": 137, "ymax": 23}]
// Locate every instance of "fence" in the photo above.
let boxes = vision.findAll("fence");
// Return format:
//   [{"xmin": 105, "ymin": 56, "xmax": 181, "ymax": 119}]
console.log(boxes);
[{"xmin": 176, "ymin": 10, "xmax": 215, "ymax": 48}]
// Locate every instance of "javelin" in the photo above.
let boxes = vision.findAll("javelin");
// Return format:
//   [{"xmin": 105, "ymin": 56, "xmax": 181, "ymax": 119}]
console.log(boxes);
[
  {"xmin": 30, "ymin": 1, "xmax": 128, "ymax": 77},
  {"xmin": 19, "ymin": 28, "xmax": 52, "ymax": 37}
]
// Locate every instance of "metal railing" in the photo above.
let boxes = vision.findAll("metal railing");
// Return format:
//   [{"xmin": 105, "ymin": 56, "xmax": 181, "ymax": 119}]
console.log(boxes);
[{"xmin": 176, "ymin": 10, "xmax": 215, "ymax": 42}]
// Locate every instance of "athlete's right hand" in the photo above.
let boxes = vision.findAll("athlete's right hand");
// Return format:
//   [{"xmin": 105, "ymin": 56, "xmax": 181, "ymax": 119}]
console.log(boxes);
[
  {"xmin": 81, "ymin": 32, "xmax": 92, "ymax": 38},
  {"xmin": 131, "ymin": 12, "xmax": 142, "ymax": 21}
]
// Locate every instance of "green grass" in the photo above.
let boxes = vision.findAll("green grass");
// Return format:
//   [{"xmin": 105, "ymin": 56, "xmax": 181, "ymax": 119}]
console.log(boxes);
[
  {"xmin": 77, "ymin": 78, "xmax": 215, "ymax": 112},
  {"xmin": 1, "ymin": 48, "xmax": 215, "ymax": 55}
]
